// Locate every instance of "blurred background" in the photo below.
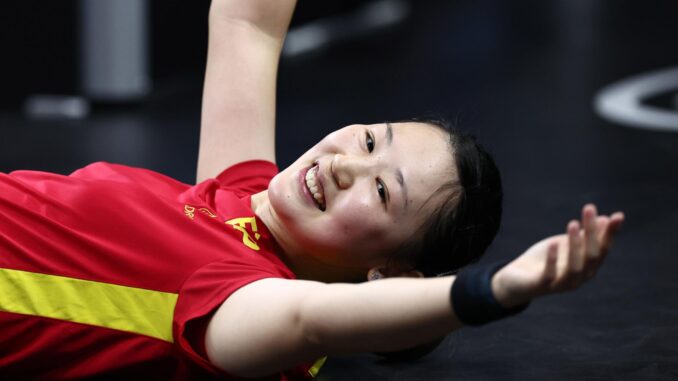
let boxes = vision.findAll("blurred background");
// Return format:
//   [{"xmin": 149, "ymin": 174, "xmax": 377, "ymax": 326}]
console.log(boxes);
[{"xmin": 1, "ymin": 0, "xmax": 677, "ymax": 379}]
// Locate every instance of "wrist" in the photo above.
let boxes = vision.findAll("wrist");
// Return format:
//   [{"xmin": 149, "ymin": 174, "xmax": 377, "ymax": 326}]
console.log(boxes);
[
  {"xmin": 491, "ymin": 267, "xmax": 524, "ymax": 309},
  {"xmin": 451, "ymin": 262, "xmax": 529, "ymax": 326}
]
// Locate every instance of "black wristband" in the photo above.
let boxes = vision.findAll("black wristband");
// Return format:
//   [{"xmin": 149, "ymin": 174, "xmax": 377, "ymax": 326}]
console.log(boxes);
[{"xmin": 451, "ymin": 261, "xmax": 529, "ymax": 326}]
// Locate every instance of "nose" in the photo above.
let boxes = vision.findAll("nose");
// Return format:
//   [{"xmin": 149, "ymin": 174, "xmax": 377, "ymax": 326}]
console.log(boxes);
[{"xmin": 331, "ymin": 153, "xmax": 375, "ymax": 189}]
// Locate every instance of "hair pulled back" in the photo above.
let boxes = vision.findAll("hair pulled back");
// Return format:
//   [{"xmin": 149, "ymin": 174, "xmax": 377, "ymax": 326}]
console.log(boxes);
[{"xmin": 391, "ymin": 118, "xmax": 503, "ymax": 277}]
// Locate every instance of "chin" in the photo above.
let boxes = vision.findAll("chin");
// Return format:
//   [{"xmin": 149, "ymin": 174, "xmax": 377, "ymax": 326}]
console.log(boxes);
[
  {"xmin": 267, "ymin": 170, "xmax": 304, "ymax": 226},
  {"xmin": 266, "ymin": 174, "xmax": 288, "ymax": 216}
]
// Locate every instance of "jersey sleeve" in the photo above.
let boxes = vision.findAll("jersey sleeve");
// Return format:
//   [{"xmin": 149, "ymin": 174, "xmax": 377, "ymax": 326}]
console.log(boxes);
[
  {"xmin": 172, "ymin": 258, "xmax": 291, "ymax": 377},
  {"xmin": 215, "ymin": 160, "xmax": 279, "ymax": 197}
]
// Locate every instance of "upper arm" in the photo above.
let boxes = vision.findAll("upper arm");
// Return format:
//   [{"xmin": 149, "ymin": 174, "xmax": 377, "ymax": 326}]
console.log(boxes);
[
  {"xmin": 204, "ymin": 278, "xmax": 324, "ymax": 378},
  {"xmin": 197, "ymin": 1, "xmax": 296, "ymax": 183}
]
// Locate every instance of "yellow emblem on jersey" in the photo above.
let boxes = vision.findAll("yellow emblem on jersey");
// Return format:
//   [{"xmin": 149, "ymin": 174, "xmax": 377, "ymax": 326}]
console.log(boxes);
[
  {"xmin": 199, "ymin": 207, "xmax": 217, "ymax": 218},
  {"xmin": 183, "ymin": 205, "xmax": 196, "ymax": 220},
  {"xmin": 183, "ymin": 204, "xmax": 261, "ymax": 251},
  {"xmin": 226, "ymin": 217, "xmax": 261, "ymax": 251}
]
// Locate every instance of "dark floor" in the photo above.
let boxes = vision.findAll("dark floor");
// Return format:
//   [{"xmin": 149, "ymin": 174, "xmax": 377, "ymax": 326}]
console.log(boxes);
[{"xmin": 1, "ymin": 0, "xmax": 678, "ymax": 380}]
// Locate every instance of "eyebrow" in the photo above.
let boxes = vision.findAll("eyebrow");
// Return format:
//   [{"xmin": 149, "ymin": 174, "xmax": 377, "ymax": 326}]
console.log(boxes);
[{"xmin": 385, "ymin": 123, "xmax": 408, "ymax": 212}]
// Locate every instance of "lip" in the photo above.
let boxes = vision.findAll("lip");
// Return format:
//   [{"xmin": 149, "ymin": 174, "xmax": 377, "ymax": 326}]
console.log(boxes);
[{"xmin": 314, "ymin": 164, "xmax": 326, "ymax": 198}]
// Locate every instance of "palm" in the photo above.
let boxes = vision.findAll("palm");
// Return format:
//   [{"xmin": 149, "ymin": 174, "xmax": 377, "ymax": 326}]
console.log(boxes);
[
  {"xmin": 502, "ymin": 235, "xmax": 565, "ymax": 287},
  {"xmin": 499, "ymin": 234, "xmax": 570, "ymax": 300},
  {"xmin": 492, "ymin": 205, "xmax": 625, "ymax": 308}
]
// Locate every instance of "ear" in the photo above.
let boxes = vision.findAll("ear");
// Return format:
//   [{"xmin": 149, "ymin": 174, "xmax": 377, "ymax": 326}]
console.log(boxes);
[{"xmin": 366, "ymin": 267, "xmax": 424, "ymax": 281}]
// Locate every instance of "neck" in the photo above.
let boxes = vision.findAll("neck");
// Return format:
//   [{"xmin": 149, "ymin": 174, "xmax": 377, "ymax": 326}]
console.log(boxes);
[{"xmin": 251, "ymin": 190, "xmax": 366, "ymax": 283}]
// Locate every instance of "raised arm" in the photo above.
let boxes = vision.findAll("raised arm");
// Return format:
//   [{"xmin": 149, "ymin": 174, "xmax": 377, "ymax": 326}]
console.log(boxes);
[{"xmin": 196, "ymin": 0, "xmax": 297, "ymax": 183}]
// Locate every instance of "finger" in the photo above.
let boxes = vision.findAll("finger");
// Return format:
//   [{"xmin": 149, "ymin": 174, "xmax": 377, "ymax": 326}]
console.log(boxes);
[
  {"xmin": 583, "ymin": 204, "xmax": 599, "ymax": 261},
  {"xmin": 542, "ymin": 241, "xmax": 559, "ymax": 287},
  {"xmin": 595, "ymin": 216, "xmax": 610, "ymax": 242},
  {"xmin": 582, "ymin": 216, "xmax": 612, "ymax": 279},
  {"xmin": 584, "ymin": 212, "xmax": 625, "ymax": 280},
  {"xmin": 567, "ymin": 220, "xmax": 583, "ymax": 274},
  {"xmin": 600, "ymin": 212, "xmax": 625, "ymax": 256},
  {"xmin": 610, "ymin": 211, "xmax": 625, "ymax": 226}
]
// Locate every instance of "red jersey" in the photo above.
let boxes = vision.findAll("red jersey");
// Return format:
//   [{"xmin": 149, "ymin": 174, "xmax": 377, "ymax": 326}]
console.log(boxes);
[{"xmin": 0, "ymin": 160, "xmax": 323, "ymax": 380}]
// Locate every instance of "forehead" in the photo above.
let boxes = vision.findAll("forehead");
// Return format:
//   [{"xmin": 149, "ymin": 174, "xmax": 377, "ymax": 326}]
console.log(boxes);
[
  {"xmin": 389, "ymin": 122, "xmax": 451, "ymax": 166},
  {"xmin": 373, "ymin": 121, "xmax": 455, "ymax": 214}
]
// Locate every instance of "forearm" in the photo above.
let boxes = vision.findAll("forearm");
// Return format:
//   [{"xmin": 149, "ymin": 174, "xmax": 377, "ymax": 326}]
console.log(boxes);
[
  {"xmin": 300, "ymin": 276, "xmax": 460, "ymax": 354},
  {"xmin": 198, "ymin": 20, "xmax": 279, "ymax": 179},
  {"xmin": 197, "ymin": 0, "xmax": 297, "ymax": 182}
]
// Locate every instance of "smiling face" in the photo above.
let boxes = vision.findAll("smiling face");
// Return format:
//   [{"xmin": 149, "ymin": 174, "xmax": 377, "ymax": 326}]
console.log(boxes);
[{"xmin": 265, "ymin": 122, "xmax": 455, "ymax": 274}]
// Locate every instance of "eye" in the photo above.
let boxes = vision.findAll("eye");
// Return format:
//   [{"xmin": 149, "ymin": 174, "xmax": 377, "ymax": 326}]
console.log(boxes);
[
  {"xmin": 376, "ymin": 179, "xmax": 387, "ymax": 204},
  {"xmin": 365, "ymin": 131, "xmax": 375, "ymax": 153}
]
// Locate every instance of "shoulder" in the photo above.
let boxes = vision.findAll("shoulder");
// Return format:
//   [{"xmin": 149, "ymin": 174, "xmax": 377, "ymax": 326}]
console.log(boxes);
[{"xmin": 213, "ymin": 160, "xmax": 279, "ymax": 194}]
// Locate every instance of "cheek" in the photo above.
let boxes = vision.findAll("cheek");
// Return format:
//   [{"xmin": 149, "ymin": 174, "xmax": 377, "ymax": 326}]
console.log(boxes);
[
  {"xmin": 268, "ymin": 172, "xmax": 298, "ymax": 221},
  {"xmin": 317, "ymin": 129, "xmax": 356, "ymax": 153},
  {"xmin": 328, "ymin": 198, "xmax": 390, "ymax": 243}
]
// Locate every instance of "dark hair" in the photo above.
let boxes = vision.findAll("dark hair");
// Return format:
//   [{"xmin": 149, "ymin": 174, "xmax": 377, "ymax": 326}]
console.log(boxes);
[{"xmin": 390, "ymin": 118, "xmax": 503, "ymax": 277}]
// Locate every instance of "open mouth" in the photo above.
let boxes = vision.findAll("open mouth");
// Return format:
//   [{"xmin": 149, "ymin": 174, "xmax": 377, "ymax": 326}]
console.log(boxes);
[{"xmin": 304, "ymin": 163, "xmax": 326, "ymax": 211}]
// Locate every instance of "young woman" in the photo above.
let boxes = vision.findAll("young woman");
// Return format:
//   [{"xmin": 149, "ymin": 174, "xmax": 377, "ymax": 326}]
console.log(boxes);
[{"xmin": 0, "ymin": 0, "xmax": 624, "ymax": 380}]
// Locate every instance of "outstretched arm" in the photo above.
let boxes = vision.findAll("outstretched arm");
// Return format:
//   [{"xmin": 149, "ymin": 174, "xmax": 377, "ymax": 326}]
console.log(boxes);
[
  {"xmin": 196, "ymin": 0, "xmax": 297, "ymax": 183},
  {"xmin": 205, "ymin": 204, "xmax": 624, "ymax": 378},
  {"xmin": 206, "ymin": 276, "xmax": 459, "ymax": 378}
]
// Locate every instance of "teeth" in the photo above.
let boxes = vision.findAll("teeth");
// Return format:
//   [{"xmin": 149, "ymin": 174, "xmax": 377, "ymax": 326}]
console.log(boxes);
[{"xmin": 305, "ymin": 165, "xmax": 325, "ymax": 210}]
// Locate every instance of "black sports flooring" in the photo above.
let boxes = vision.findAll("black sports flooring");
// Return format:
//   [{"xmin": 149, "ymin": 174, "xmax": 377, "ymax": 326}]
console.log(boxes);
[{"xmin": 1, "ymin": 1, "xmax": 677, "ymax": 380}]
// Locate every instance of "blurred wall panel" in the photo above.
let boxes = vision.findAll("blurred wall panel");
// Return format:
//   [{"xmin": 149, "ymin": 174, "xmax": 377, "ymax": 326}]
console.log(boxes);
[{"xmin": 80, "ymin": 0, "xmax": 150, "ymax": 101}]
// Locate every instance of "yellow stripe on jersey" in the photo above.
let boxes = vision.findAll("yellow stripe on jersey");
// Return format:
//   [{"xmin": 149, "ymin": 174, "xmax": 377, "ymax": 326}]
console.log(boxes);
[
  {"xmin": 308, "ymin": 356, "xmax": 327, "ymax": 378},
  {"xmin": 0, "ymin": 268, "xmax": 178, "ymax": 342}
]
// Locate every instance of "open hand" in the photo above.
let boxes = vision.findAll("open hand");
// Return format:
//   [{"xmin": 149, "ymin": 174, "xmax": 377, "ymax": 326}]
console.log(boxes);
[{"xmin": 491, "ymin": 204, "xmax": 625, "ymax": 308}]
